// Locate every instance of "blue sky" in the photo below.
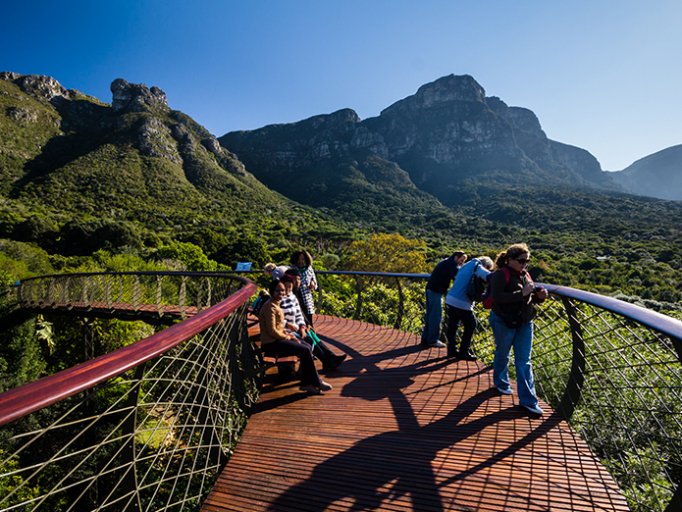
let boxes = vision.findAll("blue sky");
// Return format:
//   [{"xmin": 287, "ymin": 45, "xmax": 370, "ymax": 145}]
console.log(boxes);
[{"xmin": 2, "ymin": 0, "xmax": 680, "ymax": 170}]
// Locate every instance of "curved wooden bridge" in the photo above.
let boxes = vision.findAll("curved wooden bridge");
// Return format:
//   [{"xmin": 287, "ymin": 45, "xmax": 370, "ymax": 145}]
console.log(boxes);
[
  {"xmin": 1, "ymin": 271, "xmax": 681, "ymax": 511},
  {"xmin": 203, "ymin": 315, "xmax": 627, "ymax": 512}
]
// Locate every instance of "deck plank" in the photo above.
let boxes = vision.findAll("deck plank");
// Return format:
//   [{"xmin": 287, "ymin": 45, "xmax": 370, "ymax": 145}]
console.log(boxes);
[{"xmin": 203, "ymin": 315, "xmax": 629, "ymax": 511}]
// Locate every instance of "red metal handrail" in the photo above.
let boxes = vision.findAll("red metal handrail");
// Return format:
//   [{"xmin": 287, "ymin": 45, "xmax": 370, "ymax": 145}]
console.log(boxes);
[{"xmin": 0, "ymin": 281, "xmax": 257, "ymax": 427}]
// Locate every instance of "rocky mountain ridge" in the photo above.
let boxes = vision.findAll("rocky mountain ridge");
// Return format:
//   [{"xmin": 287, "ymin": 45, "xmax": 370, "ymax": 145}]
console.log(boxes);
[
  {"xmin": 0, "ymin": 72, "xmax": 326, "ymax": 257},
  {"xmin": 220, "ymin": 74, "xmax": 618, "ymax": 211}
]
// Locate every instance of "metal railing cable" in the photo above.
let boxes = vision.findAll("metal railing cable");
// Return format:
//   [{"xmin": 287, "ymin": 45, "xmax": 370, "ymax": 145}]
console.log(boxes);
[
  {"xmin": 308, "ymin": 270, "xmax": 682, "ymax": 512},
  {"xmin": 0, "ymin": 272, "xmax": 259, "ymax": 511},
  {"xmin": 1, "ymin": 269, "xmax": 681, "ymax": 511}
]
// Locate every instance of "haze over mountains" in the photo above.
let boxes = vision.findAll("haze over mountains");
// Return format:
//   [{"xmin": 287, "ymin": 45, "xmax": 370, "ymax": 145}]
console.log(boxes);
[{"xmin": 609, "ymin": 145, "xmax": 682, "ymax": 201}]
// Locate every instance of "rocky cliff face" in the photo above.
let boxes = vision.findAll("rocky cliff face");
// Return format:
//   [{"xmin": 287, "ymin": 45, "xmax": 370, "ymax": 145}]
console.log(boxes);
[
  {"xmin": 220, "ymin": 74, "xmax": 617, "ymax": 208},
  {"xmin": 0, "ymin": 72, "xmax": 274, "ymax": 221}
]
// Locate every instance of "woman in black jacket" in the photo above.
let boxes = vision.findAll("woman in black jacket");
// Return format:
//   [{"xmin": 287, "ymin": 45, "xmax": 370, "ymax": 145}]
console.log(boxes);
[{"xmin": 489, "ymin": 243, "xmax": 548, "ymax": 415}]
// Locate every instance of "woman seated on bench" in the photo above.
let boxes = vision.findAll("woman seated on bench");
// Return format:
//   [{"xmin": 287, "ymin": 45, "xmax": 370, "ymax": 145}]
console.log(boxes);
[
  {"xmin": 280, "ymin": 273, "xmax": 346, "ymax": 370},
  {"xmin": 258, "ymin": 279, "xmax": 333, "ymax": 395}
]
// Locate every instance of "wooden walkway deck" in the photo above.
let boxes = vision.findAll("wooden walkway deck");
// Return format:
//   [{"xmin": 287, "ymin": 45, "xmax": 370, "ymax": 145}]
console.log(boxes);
[{"xmin": 202, "ymin": 315, "xmax": 629, "ymax": 512}]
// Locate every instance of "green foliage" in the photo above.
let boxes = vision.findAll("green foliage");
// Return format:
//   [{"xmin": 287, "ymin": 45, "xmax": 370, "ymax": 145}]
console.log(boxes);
[
  {"xmin": 0, "ymin": 449, "xmax": 41, "ymax": 507},
  {"xmin": 154, "ymin": 241, "xmax": 217, "ymax": 271}
]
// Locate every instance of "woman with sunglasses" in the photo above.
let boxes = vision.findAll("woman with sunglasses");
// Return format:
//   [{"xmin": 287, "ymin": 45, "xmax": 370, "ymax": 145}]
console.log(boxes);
[{"xmin": 489, "ymin": 243, "xmax": 548, "ymax": 415}]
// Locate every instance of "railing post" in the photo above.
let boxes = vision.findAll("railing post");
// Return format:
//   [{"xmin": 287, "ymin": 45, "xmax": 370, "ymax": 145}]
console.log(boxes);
[
  {"xmin": 394, "ymin": 277, "xmax": 404, "ymax": 329},
  {"xmin": 105, "ymin": 275, "xmax": 112, "ymax": 309},
  {"xmin": 156, "ymin": 275, "xmax": 163, "ymax": 316},
  {"xmin": 179, "ymin": 276, "xmax": 187, "ymax": 317},
  {"xmin": 132, "ymin": 276, "xmax": 141, "ymax": 311},
  {"xmin": 353, "ymin": 277, "xmax": 363, "ymax": 320},
  {"xmin": 670, "ymin": 335, "xmax": 682, "ymax": 365},
  {"xmin": 556, "ymin": 297, "xmax": 586, "ymax": 421}
]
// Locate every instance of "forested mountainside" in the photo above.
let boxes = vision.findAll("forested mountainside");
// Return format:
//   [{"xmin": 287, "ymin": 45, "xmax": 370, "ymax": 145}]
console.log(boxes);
[
  {"xmin": 0, "ymin": 72, "xmax": 346, "ymax": 265},
  {"xmin": 1, "ymin": 72, "xmax": 682, "ymax": 304}
]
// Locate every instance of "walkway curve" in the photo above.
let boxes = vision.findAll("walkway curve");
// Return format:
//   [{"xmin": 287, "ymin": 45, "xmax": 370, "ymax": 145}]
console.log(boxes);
[{"xmin": 202, "ymin": 315, "xmax": 628, "ymax": 512}]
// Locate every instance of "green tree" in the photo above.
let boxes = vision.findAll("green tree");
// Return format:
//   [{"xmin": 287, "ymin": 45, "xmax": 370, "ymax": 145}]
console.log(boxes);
[{"xmin": 154, "ymin": 241, "xmax": 217, "ymax": 271}]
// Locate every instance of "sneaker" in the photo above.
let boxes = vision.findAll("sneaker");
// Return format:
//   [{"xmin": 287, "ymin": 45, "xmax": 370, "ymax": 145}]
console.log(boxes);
[
  {"xmin": 318, "ymin": 380, "xmax": 333, "ymax": 392},
  {"xmin": 424, "ymin": 341, "xmax": 446, "ymax": 349},
  {"xmin": 300, "ymin": 385, "xmax": 321, "ymax": 395},
  {"xmin": 456, "ymin": 351, "xmax": 478, "ymax": 361},
  {"xmin": 522, "ymin": 404, "xmax": 544, "ymax": 415},
  {"xmin": 496, "ymin": 386, "xmax": 513, "ymax": 395}
]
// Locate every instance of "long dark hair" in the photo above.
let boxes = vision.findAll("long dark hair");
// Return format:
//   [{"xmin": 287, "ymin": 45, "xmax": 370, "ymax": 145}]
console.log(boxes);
[{"xmin": 290, "ymin": 250, "xmax": 313, "ymax": 267}]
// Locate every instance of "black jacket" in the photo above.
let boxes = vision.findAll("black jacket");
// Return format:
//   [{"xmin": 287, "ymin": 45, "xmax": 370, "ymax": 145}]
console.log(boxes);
[
  {"xmin": 426, "ymin": 256, "xmax": 459, "ymax": 294},
  {"xmin": 490, "ymin": 266, "xmax": 544, "ymax": 325}
]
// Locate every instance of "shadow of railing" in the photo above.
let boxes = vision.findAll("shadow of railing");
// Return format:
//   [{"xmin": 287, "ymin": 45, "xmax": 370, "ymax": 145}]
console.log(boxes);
[
  {"xmin": 308, "ymin": 270, "xmax": 682, "ymax": 512},
  {"xmin": 1, "ymin": 270, "xmax": 681, "ymax": 511}
]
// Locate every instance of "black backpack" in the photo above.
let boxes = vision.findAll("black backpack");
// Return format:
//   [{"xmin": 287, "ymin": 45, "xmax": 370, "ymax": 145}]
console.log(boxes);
[{"xmin": 466, "ymin": 261, "xmax": 487, "ymax": 302}]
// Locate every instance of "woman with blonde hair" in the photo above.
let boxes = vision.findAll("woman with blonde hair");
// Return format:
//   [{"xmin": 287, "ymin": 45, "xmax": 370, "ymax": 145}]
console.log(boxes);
[{"xmin": 488, "ymin": 243, "xmax": 548, "ymax": 415}]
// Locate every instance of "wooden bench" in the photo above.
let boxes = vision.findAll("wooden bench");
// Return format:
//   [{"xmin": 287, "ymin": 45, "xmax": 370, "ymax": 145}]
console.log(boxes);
[{"xmin": 247, "ymin": 314, "xmax": 298, "ymax": 379}]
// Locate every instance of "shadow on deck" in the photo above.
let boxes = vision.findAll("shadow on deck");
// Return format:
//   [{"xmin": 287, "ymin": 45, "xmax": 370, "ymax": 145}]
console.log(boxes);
[{"xmin": 203, "ymin": 315, "xmax": 628, "ymax": 512}]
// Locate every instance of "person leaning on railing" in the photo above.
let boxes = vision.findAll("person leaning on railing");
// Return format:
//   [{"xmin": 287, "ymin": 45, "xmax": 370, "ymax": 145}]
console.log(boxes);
[
  {"xmin": 488, "ymin": 243, "xmax": 548, "ymax": 416},
  {"xmin": 421, "ymin": 250, "xmax": 468, "ymax": 349},
  {"xmin": 258, "ymin": 278, "xmax": 333, "ymax": 395},
  {"xmin": 444, "ymin": 255, "xmax": 494, "ymax": 360}
]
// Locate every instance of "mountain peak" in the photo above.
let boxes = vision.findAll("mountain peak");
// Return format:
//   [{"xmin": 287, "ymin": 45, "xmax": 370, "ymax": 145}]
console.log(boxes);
[
  {"xmin": 381, "ymin": 74, "xmax": 485, "ymax": 117},
  {"xmin": 415, "ymin": 74, "xmax": 486, "ymax": 105},
  {"xmin": 111, "ymin": 78, "xmax": 169, "ymax": 114}
]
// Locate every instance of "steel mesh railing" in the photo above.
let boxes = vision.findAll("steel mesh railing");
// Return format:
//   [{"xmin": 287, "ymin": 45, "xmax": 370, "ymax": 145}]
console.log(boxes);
[
  {"xmin": 15, "ymin": 272, "xmax": 243, "ymax": 321},
  {"xmin": 307, "ymin": 270, "xmax": 682, "ymax": 512},
  {"xmin": 0, "ymin": 273, "xmax": 259, "ymax": 511},
  {"xmin": 2, "ymin": 269, "xmax": 681, "ymax": 511}
]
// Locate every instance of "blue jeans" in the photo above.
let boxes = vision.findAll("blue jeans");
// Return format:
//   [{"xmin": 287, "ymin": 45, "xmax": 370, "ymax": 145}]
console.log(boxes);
[
  {"xmin": 421, "ymin": 289, "xmax": 443, "ymax": 344},
  {"xmin": 490, "ymin": 311, "xmax": 539, "ymax": 408}
]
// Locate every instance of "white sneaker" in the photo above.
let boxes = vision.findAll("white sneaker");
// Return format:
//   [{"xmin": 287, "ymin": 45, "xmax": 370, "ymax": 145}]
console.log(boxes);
[
  {"xmin": 522, "ymin": 404, "xmax": 544, "ymax": 415},
  {"xmin": 426, "ymin": 341, "xmax": 446, "ymax": 348},
  {"xmin": 496, "ymin": 386, "xmax": 513, "ymax": 395},
  {"xmin": 319, "ymin": 380, "xmax": 333, "ymax": 392}
]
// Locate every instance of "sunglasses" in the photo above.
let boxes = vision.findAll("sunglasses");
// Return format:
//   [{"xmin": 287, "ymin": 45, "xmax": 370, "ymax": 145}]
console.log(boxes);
[{"xmin": 514, "ymin": 258, "xmax": 530, "ymax": 264}]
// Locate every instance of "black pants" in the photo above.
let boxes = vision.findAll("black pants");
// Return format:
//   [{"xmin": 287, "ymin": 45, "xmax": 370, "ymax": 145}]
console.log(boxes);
[
  {"xmin": 261, "ymin": 339, "xmax": 321, "ymax": 387},
  {"xmin": 446, "ymin": 306, "xmax": 476, "ymax": 354},
  {"xmin": 302, "ymin": 335, "xmax": 337, "ymax": 367}
]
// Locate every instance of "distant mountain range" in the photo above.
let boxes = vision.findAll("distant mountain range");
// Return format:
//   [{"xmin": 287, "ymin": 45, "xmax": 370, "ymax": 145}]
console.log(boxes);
[
  {"xmin": 220, "ymin": 74, "xmax": 679, "ymax": 205},
  {"xmin": 609, "ymin": 145, "xmax": 682, "ymax": 201},
  {"xmin": 1, "ymin": 71, "xmax": 680, "ymax": 261}
]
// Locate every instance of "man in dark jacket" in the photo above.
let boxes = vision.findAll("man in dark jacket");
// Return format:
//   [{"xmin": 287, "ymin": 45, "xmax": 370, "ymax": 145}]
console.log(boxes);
[{"xmin": 421, "ymin": 251, "xmax": 466, "ymax": 348}]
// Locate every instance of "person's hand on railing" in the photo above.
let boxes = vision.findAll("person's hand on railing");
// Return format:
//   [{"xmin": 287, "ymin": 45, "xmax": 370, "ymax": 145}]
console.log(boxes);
[{"xmin": 534, "ymin": 287, "xmax": 548, "ymax": 301}]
